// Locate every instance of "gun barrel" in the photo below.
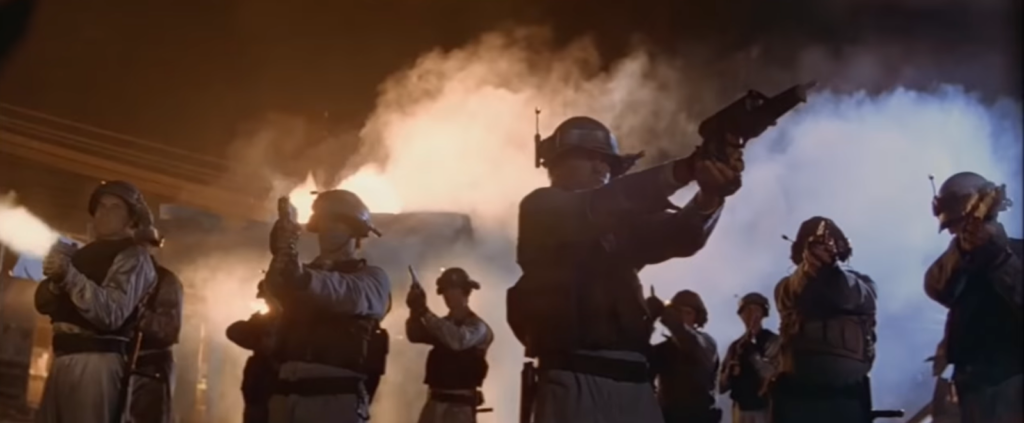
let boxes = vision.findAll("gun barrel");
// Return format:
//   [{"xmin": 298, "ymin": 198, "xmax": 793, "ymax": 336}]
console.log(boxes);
[{"xmin": 870, "ymin": 409, "xmax": 905, "ymax": 419}]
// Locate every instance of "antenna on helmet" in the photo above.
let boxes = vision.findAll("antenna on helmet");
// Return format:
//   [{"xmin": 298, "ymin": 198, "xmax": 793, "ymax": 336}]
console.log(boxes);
[
  {"xmin": 928, "ymin": 174, "xmax": 938, "ymax": 197},
  {"xmin": 534, "ymin": 108, "xmax": 542, "ymax": 169},
  {"xmin": 781, "ymin": 234, "xmax": 794, "ymax": 243}
]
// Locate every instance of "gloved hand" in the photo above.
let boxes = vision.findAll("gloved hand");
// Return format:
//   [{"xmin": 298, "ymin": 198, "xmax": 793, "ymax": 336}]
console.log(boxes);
[
  {"xmin": 801, "ymin": 242, "xmax": 837, "ymax": 276},
  {"xmin": 267, "ymin": 254, "xmax": 303, "ymax": 290},
  {"xmin": 956, "ymin": 220, "xmax": 1008, "ymax": 267},
  {"xmin": 694, "ymin": 134, "xmax": 745, "ymax": 199},
  {"xmin": 269, "ymin": 219, "xmax": 301, "ymax": 256},
  {"xmin": 406, "ymin": 283, "xmax": 428, "ymax": 314},
  {"xmin": 42, "ymin": 241, "xmax": 77, "ymax": 281}
]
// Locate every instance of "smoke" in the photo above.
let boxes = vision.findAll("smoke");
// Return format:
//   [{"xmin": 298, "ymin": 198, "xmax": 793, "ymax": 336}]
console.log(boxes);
[
  {"xmin": 347, "ymin": 27, "xmax": 1022, "ymax": 422},
  {"xmin": 0, "ymin": 191, "xmax": 59, "ymax": 258}
]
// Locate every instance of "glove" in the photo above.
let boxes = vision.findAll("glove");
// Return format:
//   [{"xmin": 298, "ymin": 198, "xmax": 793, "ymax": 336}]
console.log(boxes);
[
  {"xmin": 267, "ymin": 254, "xmax": 304, "ymax": 290},
  {"xmin": 957, "ymin": 220, "xmax": 1009, "ymax": 267},
  {"xmin": 801, "ymin": 242, "xmax": 837, "ymax": 276},
  {"xmin": 269, "ymin": 219, "xmax": 300, "ymax": 256},
  {"xmin": 694, "ymin": 135, "xmax": 745, "ymax": 199},
  {"xmin": 406, "ymin": 284, "xmax": 428, "ymax": 314},
  {"xmin": 42, "ymin": 242, "xmax": 77, "ymax": 281}
]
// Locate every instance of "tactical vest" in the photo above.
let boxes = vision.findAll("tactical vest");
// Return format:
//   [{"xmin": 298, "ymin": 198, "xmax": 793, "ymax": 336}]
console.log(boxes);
[
  {"xmin": 945, "ymin": 239, "xmax": 1023, "ymax": 385},
  {"xmin": 787, "ymin": 279, "xmax": 875, "ymax": 365},
  {"xmin": 272, "ymin": 259, "xmax": 387, "ymax": 374},
  {"xmin": 510, "ymin": 248, "xmax": 652, "ymax": 358},
  {"xmin": 424, "ymin": 342, "xmax": 489, "ymax": 390},
  {"xmin": 651, "ymin": 336, "xmax": 716, "ymax": 411},
  {"xmin": 728, "ymin": 330, "xmax": 776, "ymax": 411},
  {"xmin": 49, "ymin": 238, "xmax": 139, "ymax": 337}
]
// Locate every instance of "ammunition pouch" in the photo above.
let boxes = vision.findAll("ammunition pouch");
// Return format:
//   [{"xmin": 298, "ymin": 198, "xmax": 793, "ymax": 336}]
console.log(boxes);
[
  {"xmin": 791, "ymin": 315, "xmax": 872, "ymax": 363},
  {"xmin": 274, "ymin": 313, "xmax": 379, "ymax": 372},
  {"xmin": 271, "ymin": 377, "xmax": 363, "ymax": 397},
  {"xmin": 538, "ymin": 353, "xmax": 650, "ymax": 383},
  {"xmin": 52, "ymin": 333, "xmax": 126, "ymax": 357}
]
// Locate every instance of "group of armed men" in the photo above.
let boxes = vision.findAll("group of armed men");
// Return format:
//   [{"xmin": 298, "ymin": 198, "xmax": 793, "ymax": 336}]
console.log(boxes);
[{"xmin": 30, "ymin": 110, "xmax": 1022, "ymax": 423}]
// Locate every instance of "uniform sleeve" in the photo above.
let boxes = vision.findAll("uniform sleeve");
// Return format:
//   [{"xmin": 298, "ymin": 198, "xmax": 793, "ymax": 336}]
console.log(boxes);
[
  {"xmin": 987, "ymin": 239, "xmax": 1022, "ymax": 309},
  {"xmin": 405, "ymin": 312, "xmax": 434, "ymax": 345},
  {"xmin": 924, "ymin": 239, "xmax": 968, "ymax": 308},
  {"xmin": 301, "ymin": 265, "xmax": 391, "ymax": 319},
  {"xmin": 226, "ymin": 314, "xmax": 266, "ymax": 351},
  {"xmin": 416, "ymin": 312, "xmax": 493, "ymax": 351},
  {"xmin": 665, "ymin": 324, "xmax": 718, "ymax": 375},
  {"xmin": 718, "ymin": 339, "xmax": 739, "ymax": 394},
  {"xmin": 517, "ymin": 162, "xmax": 686, "ymax": 261},
  {"xmin": 139, "ymin": 268, "xmax": 184, "ymax": 347},
  {"xmin": 34, "ymin": 278, "xmax": 60, "ymax": 316},
  {"xmin": 57, "ymin": 245, "xmax": 157, "ymax": 331},
  {"xmin": 619, "ymin": 192, "xmax": 724, "ymax": 266}
]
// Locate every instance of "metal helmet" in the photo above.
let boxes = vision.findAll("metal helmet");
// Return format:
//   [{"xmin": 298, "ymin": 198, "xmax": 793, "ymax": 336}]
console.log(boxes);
[
  {"xmin": 535, "ymin": 116, "xmax": 644, "ymax": 178},
  {"xmin": 736, "ymin": 292, "xmax": 770, "ymax": 317},
  {"xmin": 932, "ymin": 172, "xmax": 1011, "ymax": 232},
  {"xmin": 306, "ymin": 189, "xmax": 381, "ymax": 238},
  {"xmin": 435, "ymin": 267, "xmax": 480, "ymax": 295},
  {"xmin": 87, "ymin": 180, "xmax": 161, "ymax": 246},
  {"xmin": 789, "ymin": 216, "xmax": 851, "ymax": 266},
  {"xmin": 669, "ymin": 289, "xmax": 708, "ymax": 328}
]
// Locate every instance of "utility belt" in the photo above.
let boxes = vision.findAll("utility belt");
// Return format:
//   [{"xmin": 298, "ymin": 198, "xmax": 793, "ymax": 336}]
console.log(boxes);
[
  {"xmin": 271, "ymin": 377, "xmax": 363, "ymax": 397},
  {"xmin": 538, "ymin": 353, "xmax": 650, "ymax": 383},
  {"xmin": 771, "ymin": 374, "xmax": 865, "ymax": 401},
  {"xmin": 428, "ymin": 390, "xmax": 484, "ymax": 407},
  {"xmin": 52, "ymin": 333, "xmax": 126, "ymax": 357}
]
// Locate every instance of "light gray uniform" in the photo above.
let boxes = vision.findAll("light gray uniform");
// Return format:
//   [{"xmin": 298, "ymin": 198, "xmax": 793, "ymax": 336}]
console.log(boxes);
[
  {"xmin": 408, "ymin": 312, "xmax": 493, "ymax": 423},
  {"xmin": 34, "ymin": 242, "xmax": 157, "ymax": 423},
  {"xmin": 266, "ymin": 257, "xmax": 391, "ymax": 423},
  {"xmin": 511, "ymin": 163, "xmax": 723, "ymax": 423}
]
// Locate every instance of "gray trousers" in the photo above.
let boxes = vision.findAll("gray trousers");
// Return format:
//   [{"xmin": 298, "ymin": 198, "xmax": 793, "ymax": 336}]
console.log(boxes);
[
  {"xmin": 416, "ymin": 399, "xmax": 476, "ymax": 423},
  {"xmin": 128, "ymin": 357, "xmax": 175, "ymax": 423},
  {"xmin": 36, "ymin": 353, "xmax": 124, "ymax": 423},
  {"xmin": 957, "ymin": 374, "xmax": 1023, "ymax": 423},
  {"xmin": 532, "ymin": 369, "xmax": 664, "ymax": 423},
  {"xmin": 266, "ymin": 362, "xmax": 368, "ymax": 423}
]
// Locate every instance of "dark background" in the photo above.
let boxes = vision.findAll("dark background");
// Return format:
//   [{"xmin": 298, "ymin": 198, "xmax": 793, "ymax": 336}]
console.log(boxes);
[{"xmin": 0, "ymin": 0, "xmax": 1020, "ymax": 231}]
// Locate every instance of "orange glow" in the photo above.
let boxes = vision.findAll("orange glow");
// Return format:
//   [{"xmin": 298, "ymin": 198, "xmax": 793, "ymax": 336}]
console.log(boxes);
[
  {"xmin": 250, "ymin": 299, "xmax": 269, "ymax": 315},
  {"xmin": 287, "ymin": 166, "xmax": 403, "ymax": 224}
]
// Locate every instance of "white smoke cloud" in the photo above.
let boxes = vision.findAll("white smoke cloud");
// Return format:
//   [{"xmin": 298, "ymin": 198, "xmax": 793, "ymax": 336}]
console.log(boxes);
[{"xmin": 350, "ymin": 27, "xmax": 1022, "ymax": 423}]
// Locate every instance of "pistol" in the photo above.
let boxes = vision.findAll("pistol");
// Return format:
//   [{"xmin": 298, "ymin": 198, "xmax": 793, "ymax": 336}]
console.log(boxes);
[{"xmin": 698, "ymin": 82, "xmax": 816, "ymax": 161}]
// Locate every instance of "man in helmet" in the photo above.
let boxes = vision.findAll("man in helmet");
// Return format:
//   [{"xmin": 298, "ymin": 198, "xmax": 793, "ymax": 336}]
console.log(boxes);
[
  {"xmin": 719, "ymin": 292, "xmax": 778, "ymax": 423},
  {"xmin": 33, "ymin": 180, "xmax": 161, "ymax": 423},
  {"xmin": 228, "ymin": 279, "xmax": 281, "ymax": 423},
  {"xmin": 650, "ymin": 290, "xmax": 722, "ymax": 423},
  {"xmin": 406, "ymin": 267, "xmax": 493, "ymax": 423},
  {"xmin": 769, "ymin": 216, "xmax": 877, "ymax": 423},
  {"xmin": 924, "ymin": 171, "xmax": 1022, "ymax": 423},
  {"xmin": 507, "ymin": 115, "xmax": 744, "ymax": 423},
  {"xmin": 264, "ymin": 189, "xmax": 392, "ymax": 423},
  {"xmin": 128, "ymin": 260, "xmax": 184, "ymax": 423}
]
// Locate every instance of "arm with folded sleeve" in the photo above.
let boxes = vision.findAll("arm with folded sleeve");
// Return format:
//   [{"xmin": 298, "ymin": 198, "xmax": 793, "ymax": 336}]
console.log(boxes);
[
  {"xmin": 48, "ymin": 245, "xmax": 158, "ymax": 332},
  {"xmin": 267, "ymin": 253, "xmax": 391, "ymax": 319}
]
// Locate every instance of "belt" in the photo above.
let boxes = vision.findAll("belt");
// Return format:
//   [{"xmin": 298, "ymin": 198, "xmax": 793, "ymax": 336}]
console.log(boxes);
[
  {"xmin": 271, "ymin": 377, "xmax": 363, "ymax": 397},
  {"xmin": 52, "ymin": 334, "xmax": 126, "ymax": 357},
  {"xmin": 539, "ymin": 353, "xmax": 650, "ymax": 383},
  {"xmin": 428, "ymin": 391, "xmax": 482, "ymax": 407}
]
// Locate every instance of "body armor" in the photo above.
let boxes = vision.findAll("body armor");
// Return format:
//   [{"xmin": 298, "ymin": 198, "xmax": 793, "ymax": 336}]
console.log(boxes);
[
  {"xmin": 945, "ymin": 239, "xmax": 1024, "ymax": 390},
  {"xmin": 424, "ymin": 343, "xmax": 489, "ymax": 390},
  {"xmin": 727, "ymin": 330, "xmax": 776, "ymax": 411},
  {"xmin": 48, "ymin": 238, "xmax": 138, "ymax": 339},
  {"xmin": 273, "ymin": 259, "xmax": 386, "ymax": 374},
  {"xmin": 789, "ymin": 273, "xmax": 875, "ymax": 365}
]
